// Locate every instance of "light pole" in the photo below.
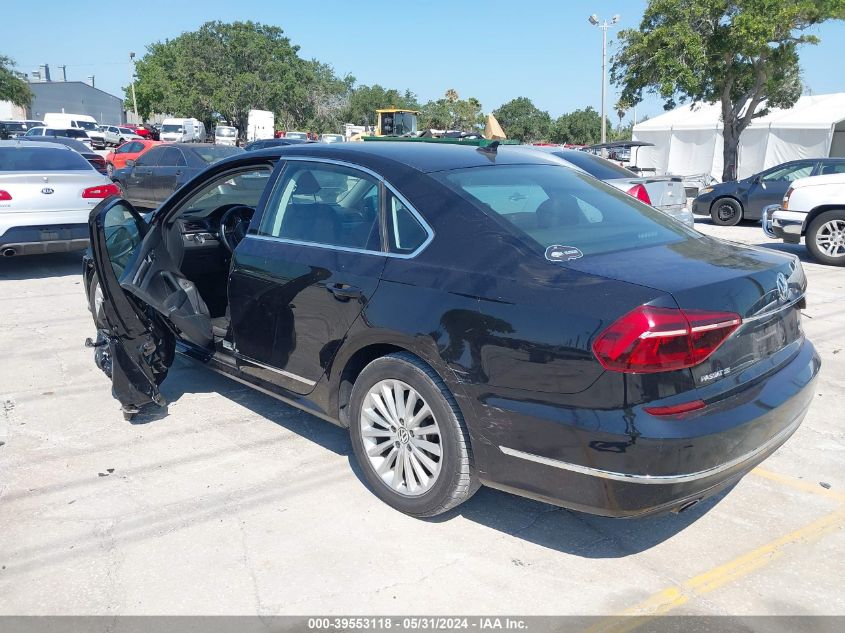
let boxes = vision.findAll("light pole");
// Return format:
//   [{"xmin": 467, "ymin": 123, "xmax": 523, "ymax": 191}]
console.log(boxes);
[
  {"xmin": 129, "ymin": 52, "xmax": 139, "ymax": 122},
  {"xmin": 588, "ymin": 14, "xmax": 620, "ymax": 146}
]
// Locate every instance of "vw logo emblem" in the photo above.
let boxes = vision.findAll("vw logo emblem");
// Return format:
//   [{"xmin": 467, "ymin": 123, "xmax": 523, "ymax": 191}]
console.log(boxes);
[
  {"xmin": 397, "ymin": 427, "xmax": 410, "ymax": 445},
  {"xmin": 41, "ymin": 187, "xmax": 54, "ymax": 195},
  {"xmin": 776, "ymin": 272, "xmax": 789, "ymax": 302}
]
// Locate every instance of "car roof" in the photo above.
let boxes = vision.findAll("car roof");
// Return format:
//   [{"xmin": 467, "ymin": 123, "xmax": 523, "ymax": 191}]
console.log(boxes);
[
  {"xmin": 247, "ymin": 140, "xmax": 572, "ymax": 174},
  {"xmin": 0, "ymin": 139, "xmax": 74, "ymax": 149},
  {"xmin": 9, "ymin": 136, "xmax": 93, "ymax": 153}
]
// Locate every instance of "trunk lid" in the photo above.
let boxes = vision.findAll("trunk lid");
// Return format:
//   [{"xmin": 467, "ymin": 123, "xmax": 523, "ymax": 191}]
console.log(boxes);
[
  {"xmin": 566, "ymin": 234, "xmax": 806, "ymax": 383},
  {"xmin": 0, "ymin": 172, "xmax": 103, "ymax": 213},
  {"xmin": 605, "ymin": 176, "xmax": 686, "ymax": 210}
]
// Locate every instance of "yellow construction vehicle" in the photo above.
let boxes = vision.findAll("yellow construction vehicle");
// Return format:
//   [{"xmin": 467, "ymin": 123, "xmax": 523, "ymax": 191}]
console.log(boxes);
[{"xmin": 374, "ymin": 109, "xmax": 419, "ymax": 136}]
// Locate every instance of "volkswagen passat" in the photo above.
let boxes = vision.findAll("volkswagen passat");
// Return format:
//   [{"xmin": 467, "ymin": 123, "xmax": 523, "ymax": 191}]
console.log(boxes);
[{"xmin": 84, "ymin": 141, "xmax": 819, "ymax": 517}]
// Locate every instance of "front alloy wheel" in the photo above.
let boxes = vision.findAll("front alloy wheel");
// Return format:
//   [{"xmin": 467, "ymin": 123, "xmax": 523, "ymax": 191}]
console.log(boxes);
[{"xmin": 807, "ymin": 211, "xmax": 845, "ymax": 266}]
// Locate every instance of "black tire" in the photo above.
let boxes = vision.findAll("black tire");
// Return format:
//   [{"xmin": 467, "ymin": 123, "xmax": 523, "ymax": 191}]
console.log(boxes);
[
  {"xmin": 806, "ymin": 210, "xmax": 845, "ymax": 266},
  {"xmin": 87, "ymin": 273, "xmax": 107, "ymax": 329},
  {"xmin": 710, "ymin": 197, "xmax": 743, "ymax": 226},
  {"xmin": 349, "ymin": 352, "xmax": 479, "ymax": 517}
]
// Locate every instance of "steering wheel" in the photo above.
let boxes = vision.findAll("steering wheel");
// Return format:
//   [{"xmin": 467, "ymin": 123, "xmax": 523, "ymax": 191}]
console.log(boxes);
[{"xmin": 219, "ymin": 205, "xmax": 255, "ymax": 253}]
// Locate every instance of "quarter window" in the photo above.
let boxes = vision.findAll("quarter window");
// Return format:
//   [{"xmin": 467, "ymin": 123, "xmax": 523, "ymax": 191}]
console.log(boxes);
[
  {"xmin": 259, "ymin": 162, "xmax": 381, "ymax": 251},
  {"xmin": 762, "ymin": 164, "xmax": 814, "ymax": 182},
  {"xmin": 387, "ymin": 193, "xmax": 428, "ymax": 254}
]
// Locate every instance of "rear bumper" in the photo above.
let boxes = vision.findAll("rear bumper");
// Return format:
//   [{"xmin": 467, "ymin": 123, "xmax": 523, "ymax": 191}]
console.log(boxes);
[
  {"xmin": 0, "ymin": 223, "xmax": 88, "ymax": 255},
  {"xmin": 472, "ymin": 338, "xmax": 820, "ymax": 517}
]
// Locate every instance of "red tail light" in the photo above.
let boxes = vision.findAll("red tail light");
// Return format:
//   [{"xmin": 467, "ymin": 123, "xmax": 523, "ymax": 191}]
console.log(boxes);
[
  {"xmin": 0, "ymin": 190, "xmax": 11, "ymax": 201},
  {"xmin": 644, "ymin": 400, "xmax": 706, "ymax": 416},
  {"xmin": 82, "ymin": 184, "xmax": 121, "ymax": 199},
  {"xmin": 592, "ymin": 306, "xmax": 742, "ymax": 373},
  {"xmin": 626, "ymin": 183, "xmax": 652, "ymax": 204}
]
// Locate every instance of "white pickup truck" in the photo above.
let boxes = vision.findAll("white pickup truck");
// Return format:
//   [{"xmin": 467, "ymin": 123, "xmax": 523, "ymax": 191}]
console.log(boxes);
[{"xmin": 763, "ymin": 172, "xmax": 845, "ymax": 266}]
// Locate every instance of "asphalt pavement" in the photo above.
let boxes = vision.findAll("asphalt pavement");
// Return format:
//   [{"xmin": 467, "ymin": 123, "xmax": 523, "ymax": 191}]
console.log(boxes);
[{"xmin": 0, "ymin": 218, "xmax": 843, "ymax": 618}]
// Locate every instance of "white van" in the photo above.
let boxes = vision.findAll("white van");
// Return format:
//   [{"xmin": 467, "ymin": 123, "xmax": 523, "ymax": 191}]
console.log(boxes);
[
  {"xmin": 214, "ymin": 125, "xmax": 238, "ymax": 146},
  {"xmin": 42, "ymin": 113, "xmax": 106, "ymax": 149},
  {"xmin": 160, "ymin": 117, "xmax": 206, "ymax": 143},
  {"xmin": 247, "ymin": 110, "xmax": 274, "ymax": 142}
]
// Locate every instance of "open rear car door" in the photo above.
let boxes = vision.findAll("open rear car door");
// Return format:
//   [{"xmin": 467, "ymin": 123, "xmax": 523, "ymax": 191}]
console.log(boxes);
[{"xmin": 88, "ymin": 198, "xmax": 214, "ymax": 418}]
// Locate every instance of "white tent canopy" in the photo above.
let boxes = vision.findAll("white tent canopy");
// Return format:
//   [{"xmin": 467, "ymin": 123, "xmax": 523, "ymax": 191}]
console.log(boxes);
[{"xmin": 632, "ymin": 93, "xmax": 845, "ymax": 180}]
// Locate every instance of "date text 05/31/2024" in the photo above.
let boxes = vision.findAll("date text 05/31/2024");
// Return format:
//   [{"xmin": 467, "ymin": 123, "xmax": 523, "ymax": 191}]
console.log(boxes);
[{"xmin": 307, "ymin": 617, "xmax": 528, "ymax": 630}]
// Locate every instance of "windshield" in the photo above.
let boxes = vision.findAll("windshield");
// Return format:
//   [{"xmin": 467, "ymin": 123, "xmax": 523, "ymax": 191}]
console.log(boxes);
[
  {"xmin": 161, "ymin": 124, "xmax": 184, "ymax": 133},
  {"xmin": 192, "ymin": 146, "xmax": 244, "ymax": 164},
  {"xmin": 392, "ymin": 112, "xmax": 418, "ymax": 135},
  {"xmin": 76, "ymin": 121, "xmax": 99, "ymax": 131},
  {"xmin": 553, "ymin": 151, "xmax": 635, "ymax": 180},
  {"xmin": 216, "ymin": 127, "xmax": 236, "ymax": 137},
  {"xmin": 437, "ymin": 165, "xmax": 692, "ymax": 258},
  {"xmin": 0, "ymin": 147, "xmax": 91, "ymax": 171}
]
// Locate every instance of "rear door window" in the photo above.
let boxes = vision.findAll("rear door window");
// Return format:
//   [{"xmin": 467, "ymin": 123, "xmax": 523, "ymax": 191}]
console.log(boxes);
[{"xmin": 437, "ymin": 164, "xmax": 692, "ymax": 258}]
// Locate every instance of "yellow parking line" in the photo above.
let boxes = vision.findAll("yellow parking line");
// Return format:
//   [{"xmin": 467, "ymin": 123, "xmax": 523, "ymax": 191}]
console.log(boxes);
[
  {"xmin": 583, "ymin": 507, "xmax": 845, "ymax": 633},
  {"xmin": 751, "ymin": 467, "xmax": 845, "ymax": 503}
]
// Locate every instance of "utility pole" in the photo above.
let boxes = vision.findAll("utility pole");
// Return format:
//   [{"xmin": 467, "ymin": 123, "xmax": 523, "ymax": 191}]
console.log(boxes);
[
  {"xmin": 129, "ymin": 52, "xmax": 139, "ymax": 121},
  {"xmin": 588, "ymin": 14, "xmax": 620, "ymax": 146}
]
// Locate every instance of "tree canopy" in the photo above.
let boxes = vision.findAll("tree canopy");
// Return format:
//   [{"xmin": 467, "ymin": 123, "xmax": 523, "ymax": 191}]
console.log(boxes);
[
  {"xmin": 492, "ymin": 97, "xmax": 552, "ymax": 142},
  {"xmin": 0, "ymin": 55, "xmax": 32, "ymax": 108},
  {"xmin": 550, "ymin": 107, "xmax": 613, "ymax": 145},
  {"xmin": 341, "ymin": 84, "xmax": 419, "ymax": 127},
  {"xmin": 611, "ymin": 0, "xmax": 845, "ymax": 180},
  {"xmin": 418, "ymin": 90, "xmax": 484, "ymax": 130}
]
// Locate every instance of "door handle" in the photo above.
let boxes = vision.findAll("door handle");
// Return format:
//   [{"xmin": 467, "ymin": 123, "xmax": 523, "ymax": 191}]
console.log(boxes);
[{"xmin": 327, "ymin": 283, "xmax": 362, "ymax": 301}]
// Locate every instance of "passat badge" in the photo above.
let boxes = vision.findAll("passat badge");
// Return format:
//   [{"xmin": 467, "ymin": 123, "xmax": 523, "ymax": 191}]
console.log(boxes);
[
  {"xmin": 776, "ymin": 272, "xmax": 788, "ymax": 301},
  {"xmin": 545, "ymin": 245, "xmax": 583, "ymax": 262},
  {"xmin": 41, "ymin": 187, "xmax": 54, "ymax": 195}
]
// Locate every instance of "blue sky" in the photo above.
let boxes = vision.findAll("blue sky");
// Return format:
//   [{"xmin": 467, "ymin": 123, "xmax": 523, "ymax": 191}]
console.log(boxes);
[{"xmin": 4, "ymin": 0, "xmax": 844, "ymax": 123}]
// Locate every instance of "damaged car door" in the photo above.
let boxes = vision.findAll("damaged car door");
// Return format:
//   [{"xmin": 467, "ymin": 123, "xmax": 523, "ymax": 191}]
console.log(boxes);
[{"xmin": 88, "ymin": 197, "xmax": 213, "ymax": 417}]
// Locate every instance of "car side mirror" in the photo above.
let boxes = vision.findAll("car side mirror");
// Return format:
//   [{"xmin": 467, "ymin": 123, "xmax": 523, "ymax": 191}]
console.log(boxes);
[
  {"xmin": 125, "ymin": 159, "xmax": 136, "ymax": 168},
  {"xmin": 752, "ymin": 175, "xmax": 762, "ymax": 184}
]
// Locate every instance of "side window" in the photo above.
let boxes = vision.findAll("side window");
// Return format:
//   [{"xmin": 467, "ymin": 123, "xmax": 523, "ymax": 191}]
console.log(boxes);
[
  {"xmin": 820, "ymin": 161, "xmax": 845, "ymax": 176},
  {"xmin": 763, "ymin": 164, "xmax": 814, "ymax": 182},
  {"xmin": 259, "ymin": 162, "xmax": 381, "ymax": 251},
  {"xmin": 103, "ymin": 202, "xmax": 146, "ymax": 279},
  {"xmin": 158, "ymin": 147, "xmax": 181, "ymax": 167},
  {"xmin": 386, "ymin": 193, "xmax": 429, "ymax": 254},
  {"xmin": 136, "ymin": 148, "xmax": 160, "ymax": 167}
]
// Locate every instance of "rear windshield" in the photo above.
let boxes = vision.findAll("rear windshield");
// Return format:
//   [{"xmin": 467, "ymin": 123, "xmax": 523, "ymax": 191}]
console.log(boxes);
[
  {"xmin": 216, "ymin": 127, "xmax": 236, "ymax": 137},
  {"xmin": 552, "ymin": 151, "xmax": 635, "ymax": 180},
  {"xmin": 192, "ymin": 146, "xmax": 244, "ymax": 164},
  {"xmin": 437, "ymin": 165, "xmax": 692, "ymax": 257},
  {"xmin": 0, "ymin": 147, "xmax": 91, "ymax": 171}
]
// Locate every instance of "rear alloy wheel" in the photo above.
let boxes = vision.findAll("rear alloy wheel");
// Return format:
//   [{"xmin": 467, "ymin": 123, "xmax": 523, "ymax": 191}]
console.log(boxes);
[
  {"xmin": 349, "ymin": 352, "xmax": 479, "ymax": 517},
  {"xmin": 711, "ymin": 198, "xmax": 743, "ymax": 226},
  {"xmin": 807, "ymin": 211, "xmax": 845, "ymax": 266}
]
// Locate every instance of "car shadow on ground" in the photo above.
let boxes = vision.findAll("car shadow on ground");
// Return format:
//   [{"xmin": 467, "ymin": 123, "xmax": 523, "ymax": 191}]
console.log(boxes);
[
  {"xmin": 136, "ymin": 358, "xmax": 727, "ymax": 559},
  {"xmin": 0, "ymin": 251, "xmax": 84, "ymax": 280}
]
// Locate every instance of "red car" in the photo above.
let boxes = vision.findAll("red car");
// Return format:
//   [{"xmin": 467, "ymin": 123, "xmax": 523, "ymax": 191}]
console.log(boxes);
[
  {"xmin": 104, "ymin": 139, "xmax": 160, "ymax": 177},
  {"xmin": 123, "ymin": 124, "xmax": 151, "ymax": 139}
]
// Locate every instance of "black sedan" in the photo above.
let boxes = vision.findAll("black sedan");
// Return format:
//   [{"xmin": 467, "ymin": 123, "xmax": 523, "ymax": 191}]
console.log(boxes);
[
  {"xmin": 111, "ymin": 143, "xmax": 243, "ymax": 210},
  {"xmin": 693, "ymin": 158, "xmax": 845, "ymax": 225},
  {"xmin": 84, "ymin": 141, "xmax": 819, "ymax": 518},
  {"xmin": 18, "ymin": 136, "xmax": 108, "ymax": 174}
]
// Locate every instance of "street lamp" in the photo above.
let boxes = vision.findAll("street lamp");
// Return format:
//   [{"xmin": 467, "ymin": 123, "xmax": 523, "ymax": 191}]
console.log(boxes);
[
  {"xmin": 588, "ymin": 14, "xmax": 620, "ymax": 146},
  {"xmin": 129, "ymin": 52, "xmax": 139, "ymax": 121}
]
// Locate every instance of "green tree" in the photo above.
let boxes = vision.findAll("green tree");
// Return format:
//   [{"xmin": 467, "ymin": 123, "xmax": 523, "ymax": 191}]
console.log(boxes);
[
  {"xmin": 492, "ymin": 97, "xmax": 552, "ymax": 142},
  {"xmin": 611, "ymin": 0, "xmax": 845, "ymax": 181},
  {"xmin": 342, "ymin": 84, "xmax": 419, "ymax": 127},
  {"xmin": 418, "ymin": 90, "xmax": 484, "ymax": 130},
  {"xmin": 130, "ymin": 21, "xmax": 336, "ymax": 134},
  {"xmin": 0, "ymin": 55, "xmax": 32, "ymax": 108},
  {"xmin": 550, "ymin": 107, "xmax": 612, "ymax": 145}
]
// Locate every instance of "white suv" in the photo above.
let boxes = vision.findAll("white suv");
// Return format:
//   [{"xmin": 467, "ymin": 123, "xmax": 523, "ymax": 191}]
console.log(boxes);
[{"xmin": 763, "ymin": 168, "xmax": 845, "ymax": 265}]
